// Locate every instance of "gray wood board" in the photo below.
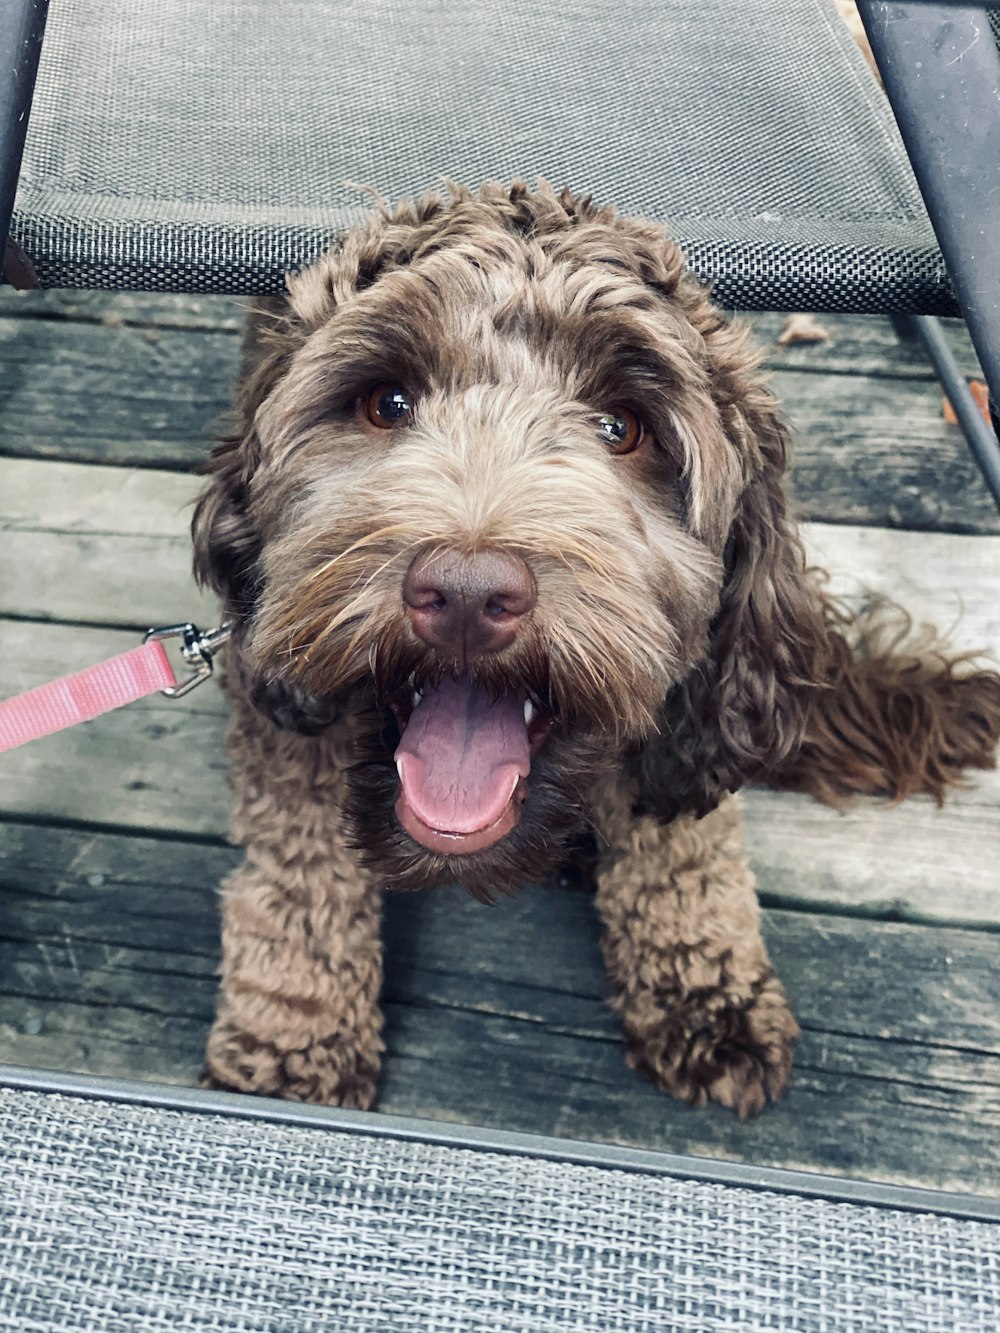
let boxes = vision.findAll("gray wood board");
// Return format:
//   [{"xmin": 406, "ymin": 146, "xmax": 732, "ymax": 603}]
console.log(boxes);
[
  {"xmin": 0, "ymin": 288, "xmax": 247, "ymax": 332},
  {"xmin": 0, "ymin": 821, "xmax": 996, "ymax": 1194},
  {"xmin": 0, "ymin": 459, "xmax": 217, "ymax": 628},
  {"xmin": 0, "ymin": 303, "xmax": 995, "ymax": 533},
  {"xmin": 750, "ymin": 312, "xmax": 982, "ymax": 380},
  {"xmin": 0, "ymin": 314, "xmax": 236, "ymax": 471},
  {"xmin": 2, "ymin": 497, "xmax": 999, "ymax": 920},
  {"xmin": 3, "ymin": 455, "xmax": 999, "ymax": 633},
  {"xmin": 0, "ymin": 290, "xmax": 984, "ymax": 378}
]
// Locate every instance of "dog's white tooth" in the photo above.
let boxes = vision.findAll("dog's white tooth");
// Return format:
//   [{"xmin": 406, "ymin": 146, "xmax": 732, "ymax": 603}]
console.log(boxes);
[
  {"xmin": 396, "ymin": 759, "xmax": 404, "ymax": 780},
  {"xmin": 412, "ymin": 690, "xmax": 422, "ymax": 708},
  {"xmin": 524, "ymin": 700, "xmax": 537, "ymax": 726}
]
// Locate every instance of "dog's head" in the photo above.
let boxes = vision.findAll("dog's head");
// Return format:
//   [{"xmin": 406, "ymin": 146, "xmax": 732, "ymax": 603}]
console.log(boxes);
[{"xmin": 194, "ymin": 181, "xmax": 819, "ymax": 895}]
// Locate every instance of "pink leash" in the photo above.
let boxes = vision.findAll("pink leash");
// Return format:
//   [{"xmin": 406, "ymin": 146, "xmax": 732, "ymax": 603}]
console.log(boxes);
[{"xmin": 0, "ymin": 622, "xmax": 231, "ymax": 754}]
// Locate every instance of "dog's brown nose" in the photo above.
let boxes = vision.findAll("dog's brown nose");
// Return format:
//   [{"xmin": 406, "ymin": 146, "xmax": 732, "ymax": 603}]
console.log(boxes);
[{"xmin": 403, "ymin": 548, "xmax": 536, "ymax": 659}]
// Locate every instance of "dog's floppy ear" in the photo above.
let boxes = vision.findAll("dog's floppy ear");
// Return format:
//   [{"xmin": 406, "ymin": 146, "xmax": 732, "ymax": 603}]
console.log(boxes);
[
  {"xmin": 191, "ymin": 430, "xmax": 261, "ymax": 616},
  {"xmin": 633, "ymin": 396, "xmax": 826, "ymax": 821},
  {"xmin": 635, "ymin": 379, "xmax": 1000, "ymax": 821},
  {"xmin": 192, "ymin": 299, "xmax": 294, "ymax": 616},
  {"xmin": 194, "ymin": 198, "xmax": 446, "ymax": 615}
]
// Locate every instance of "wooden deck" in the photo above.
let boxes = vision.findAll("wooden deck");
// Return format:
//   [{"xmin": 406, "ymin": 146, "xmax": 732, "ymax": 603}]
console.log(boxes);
[{"xmin": 1, "ymin": 289, "xmax": 998, "ymax": 1197}]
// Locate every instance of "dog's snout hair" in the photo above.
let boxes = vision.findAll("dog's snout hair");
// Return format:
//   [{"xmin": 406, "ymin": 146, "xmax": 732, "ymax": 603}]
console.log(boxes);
[{"xmin": 216, "ymin": 316, "xmax": 724, "ymax": 748}]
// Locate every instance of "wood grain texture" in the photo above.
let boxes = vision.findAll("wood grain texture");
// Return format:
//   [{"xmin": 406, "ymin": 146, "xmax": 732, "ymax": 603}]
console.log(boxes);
[
  {"xmin": 0, "ymin": 298, "xmax": 995, "ymax": 532},
  {"xmin": 0, "ymin": 291, "xmax": 982, "ymax": 377},
  {"xmin": 0, "ymin": 821, "xmax": 996, "ymax": 1192},
  {"xmin": 750, "ymin": 311, "xmax": 982, "ymax": 380},
  {"xmin": 0, "ymin": 314, "xmax": 236, "ymax": 471},
  {"xmin": 743, "ymin": 784, "xmax": 1000, "ymax": 923},
  {"xmin": 0, "ymin": 288, "xmax": 247, "ymax": 332},
  {"xmin": 3, "ymin": 454, "xmax": 997, "ymax": 632},
  {"xmin": 775, "ymin": 368, "xmax": 1000, "ymax": 534},
  {"xmin": 1, "ymin": 492, "xmax": 997, "ymax": 915},
  {"xmin": 803, "ymin": 523, "xmax": 1000, "ymax": 652},
  {"xmin": 0, "ymin": 459, "xmax": 217, "ymax": 627}
]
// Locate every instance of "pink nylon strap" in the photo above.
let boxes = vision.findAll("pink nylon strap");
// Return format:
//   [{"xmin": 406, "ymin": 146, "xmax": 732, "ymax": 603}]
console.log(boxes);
[{"xmin": 0, "ymin": 640, "xmax": 177, "ymax": 753}]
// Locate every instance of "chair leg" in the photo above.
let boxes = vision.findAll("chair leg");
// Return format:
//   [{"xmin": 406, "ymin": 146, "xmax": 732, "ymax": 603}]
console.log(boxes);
[
  {"xmin": 908, "ymin": 314, "xmax": 1000, "ymax": 511},
  {"xmin": 858, "ymin": 3, "xmax": 1000, "ymax": 512},
  {"xmin": 888, "ymin": 313, "xmax": 919, "ymax": 344},
  {"xmin": 0, "ymin": 0, "xmax": 49, "ymax": 288}
]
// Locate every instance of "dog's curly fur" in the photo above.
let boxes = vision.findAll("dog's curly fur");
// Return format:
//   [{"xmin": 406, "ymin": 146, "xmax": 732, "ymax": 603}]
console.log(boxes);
[{"xmin": 193, "ymin": 181, "xmax": 1000, "ymax": 1117}]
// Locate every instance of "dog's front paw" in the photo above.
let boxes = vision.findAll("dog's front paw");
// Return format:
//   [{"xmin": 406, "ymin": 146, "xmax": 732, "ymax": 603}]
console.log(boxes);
[
  {"xmin": 623, "ymin": 974, "xmax": 799, "ymax": 1119},
  {"xmin": 202, "ymin": 1022, "xmax": 380, "ymax": 1110}
]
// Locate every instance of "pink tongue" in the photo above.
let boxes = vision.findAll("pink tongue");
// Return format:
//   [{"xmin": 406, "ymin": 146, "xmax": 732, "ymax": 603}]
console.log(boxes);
[{"xmin": 395, "ymin": 675, "xmax": 530, "ymax": 834}]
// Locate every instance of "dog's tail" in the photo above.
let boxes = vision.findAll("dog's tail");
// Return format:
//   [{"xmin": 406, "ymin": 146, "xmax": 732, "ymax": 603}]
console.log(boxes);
[{"xmin": 766, "ymin": 598, "xmax": 1000, "ymax": 807}]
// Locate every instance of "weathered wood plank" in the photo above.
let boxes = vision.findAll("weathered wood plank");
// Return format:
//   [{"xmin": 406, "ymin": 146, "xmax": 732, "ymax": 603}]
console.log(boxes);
[
  {"xmin": 774, "ymin": 368, "xmax": 1000, "ymax": 534},
  {"xmin": 0, "ymin": 315, "xmax": 236, "ymax": 471},
  {"xmin": 1, "ymin": 504, "xmax": 998, "ymax": 914},
  {"xmin": 0, "ymin": 531, "xmax": 216, "ymax": 629},
  {"xmin": 0, "ymin": 459, "xmax": 216, "ymax": 627},
  {"xmin": 1, "ymin": 304, "xmax": 996, "ymax": 532},
  {"xmin": 0, "ymin": 288, "xmax": 246, "ymax": 332},
  {"xmin": 750, "ymin": 311, "xmax": 983, "ymax": 380},
  {"xmin": 0, "ymin": 456, "xmax": 198, "ymax": 533},
  {"xmin": 0, "ymin": 822, "xmax": 996, "ymax": 1192},
  {"xmin": 0, "ymin": 291, "xmax": 983, "ymax": 380},
  {"xmin": 4, "ymin": 456, "xmax": 999, "ymax": 635},
  {"xmin": 743, "ymin": 786, "xmax": 1000, "ymax": 924},
  {"xmin": 802, "ymin": 523, "xmax": 1000, "ymax": 652}
]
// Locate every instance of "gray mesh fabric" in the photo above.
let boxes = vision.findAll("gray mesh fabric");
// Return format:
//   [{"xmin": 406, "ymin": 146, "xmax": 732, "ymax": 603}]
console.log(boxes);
[
  {"xmin": 13, "ymin": 0, "xmax": 951, "ymax": 310},
  {"xmin": 1, "ymin": 1087, "xmax": 998, "ymax": 1331}
]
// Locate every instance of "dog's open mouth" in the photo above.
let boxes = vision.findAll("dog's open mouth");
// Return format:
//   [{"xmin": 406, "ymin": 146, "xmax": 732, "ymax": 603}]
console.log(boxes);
[{"xmin": 392, "ymin": 673, "xmax": 553, "ymax": 855}]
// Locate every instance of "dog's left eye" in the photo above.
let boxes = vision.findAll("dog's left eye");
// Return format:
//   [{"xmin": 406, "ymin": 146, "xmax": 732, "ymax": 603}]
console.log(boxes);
[
  {"xmin": 596, "ymin": 407, "xmax": 644, "ymax": 455},
  {"xmin": 364, "ymin": 384, "xmax": 414, "ymax": 429}
]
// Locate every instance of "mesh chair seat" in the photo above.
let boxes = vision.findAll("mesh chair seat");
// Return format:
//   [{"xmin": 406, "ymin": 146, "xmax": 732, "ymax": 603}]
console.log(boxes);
[
  {"xmin": 1, "ymin": 1075, "xmax": 998, "ymax": 1332},
  {"xmin": 12, "ymin": 0, "xmax": 952, "ymax": 310}
]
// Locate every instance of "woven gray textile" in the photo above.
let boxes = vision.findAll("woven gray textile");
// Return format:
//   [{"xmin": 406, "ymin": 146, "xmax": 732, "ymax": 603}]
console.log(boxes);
[
  {"xmin": 1, "ymin": 1088, "xmax": 997, "ymax": 1332},
  {"xmin": 13, "ymin": 0, "xmax": 949, "ymax": 310}
]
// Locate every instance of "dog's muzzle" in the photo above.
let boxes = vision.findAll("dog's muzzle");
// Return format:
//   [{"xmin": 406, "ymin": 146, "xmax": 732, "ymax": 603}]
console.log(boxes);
[{"xmin": 393, "ymin": 548, "xmax": 551, "ymax": 855}]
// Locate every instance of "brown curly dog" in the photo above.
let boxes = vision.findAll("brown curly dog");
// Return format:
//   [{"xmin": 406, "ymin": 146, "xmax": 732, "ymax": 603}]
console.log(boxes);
[{"xmin": 192, "ymin": 181, "xmax": 1000, "ymax": 1118}]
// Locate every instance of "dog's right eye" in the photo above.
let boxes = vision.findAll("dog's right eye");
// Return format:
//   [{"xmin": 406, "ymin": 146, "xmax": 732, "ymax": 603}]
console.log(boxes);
[
  {"xmin": 364, "ymin": 384, "xmax": 414, "ymax": 429},
  {"xmin": 596, "ymin": 407, "xmax": 644, "ymax": 455}
]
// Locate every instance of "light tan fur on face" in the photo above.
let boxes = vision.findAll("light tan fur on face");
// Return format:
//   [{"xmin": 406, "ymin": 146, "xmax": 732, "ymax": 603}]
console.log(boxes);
[
  {"xmin": 193, "ymin": 181, "xmax": 1000, "ymax": 1119},
  {"xmin": 248, "ymin": 367, "xmax": 721, "ymax": 742}
]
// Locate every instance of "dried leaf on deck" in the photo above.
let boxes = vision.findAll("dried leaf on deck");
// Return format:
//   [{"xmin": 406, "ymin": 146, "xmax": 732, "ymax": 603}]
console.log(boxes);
[
  {"xmin": 776, "ymin": 313, "xmax": 831, "ymax": 347},
  {"xmin": 942, "ymin": 380, "xmax": 991, "ymax": 426}
]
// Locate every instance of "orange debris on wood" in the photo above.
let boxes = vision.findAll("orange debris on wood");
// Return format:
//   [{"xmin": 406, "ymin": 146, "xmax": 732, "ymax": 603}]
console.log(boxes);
[
  {"xmin": 942, "ymin": 380, "xmax": 991, "ymax": 427},
  {"xmin": 776, "ymin": 313, "xmax": 831, "ymax": 347}
]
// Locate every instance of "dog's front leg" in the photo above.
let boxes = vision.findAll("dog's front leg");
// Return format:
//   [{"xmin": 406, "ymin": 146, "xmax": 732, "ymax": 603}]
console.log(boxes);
[
  {"xmin": 592, "ymin": 784, "xmax": 798, "ymax": 1118},
  {"xmin": 204, "ymin": 690, "xmax": 383, "ymax": 1109}
]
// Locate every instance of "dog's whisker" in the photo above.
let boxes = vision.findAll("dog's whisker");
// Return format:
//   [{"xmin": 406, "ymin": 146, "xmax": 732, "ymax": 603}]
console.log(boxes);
[{"xmin": 300, "ymin": 525, "xmax": 420, "ymax": 581}]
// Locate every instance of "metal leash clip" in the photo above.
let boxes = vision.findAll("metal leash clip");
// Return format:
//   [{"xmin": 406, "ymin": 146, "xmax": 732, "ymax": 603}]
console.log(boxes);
[{"xmin": 144, "ymin": 622, "xmax": 233, "ymax": 698}]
